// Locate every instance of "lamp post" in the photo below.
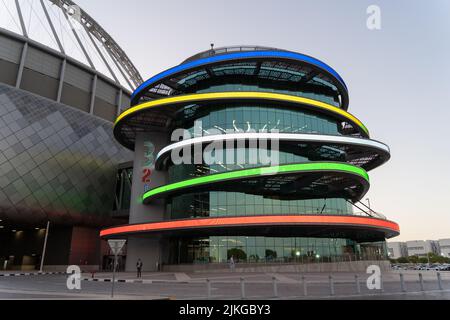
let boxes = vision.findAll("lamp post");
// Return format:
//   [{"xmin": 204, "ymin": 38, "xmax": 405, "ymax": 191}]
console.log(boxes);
[{"xmin": 39, "ymin": 221, "xmax": 50, "ymax": 273}]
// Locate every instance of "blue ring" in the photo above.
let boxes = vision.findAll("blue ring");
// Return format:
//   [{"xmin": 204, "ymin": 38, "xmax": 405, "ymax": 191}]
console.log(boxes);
[{"xmin": 132, "ymin": 50, "xmax": 347, "ymax": 102}]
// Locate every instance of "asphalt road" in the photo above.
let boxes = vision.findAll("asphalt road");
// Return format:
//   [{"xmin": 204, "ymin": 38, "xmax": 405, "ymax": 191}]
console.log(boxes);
[{"xmin": 0, "ymin": 271, "xmax": 449, "ymax": 300}]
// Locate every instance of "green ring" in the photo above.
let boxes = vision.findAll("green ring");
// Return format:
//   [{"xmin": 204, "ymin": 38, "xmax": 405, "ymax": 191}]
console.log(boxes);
[{"xmin": 142, "ymin": 162, "xmax": 369, "ymax": 203}]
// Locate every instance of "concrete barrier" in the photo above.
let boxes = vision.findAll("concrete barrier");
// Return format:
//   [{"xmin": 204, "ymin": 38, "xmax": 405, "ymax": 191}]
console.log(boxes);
[{"xmin": 162, "ymin": 260, "xmax": 391, "ymax": 273}]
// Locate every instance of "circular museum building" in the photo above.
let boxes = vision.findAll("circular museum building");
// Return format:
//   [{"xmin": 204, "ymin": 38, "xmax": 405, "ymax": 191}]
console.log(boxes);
[{"xmin": 101, "ymin": 46, "xmax": 400, "ymax": 271}]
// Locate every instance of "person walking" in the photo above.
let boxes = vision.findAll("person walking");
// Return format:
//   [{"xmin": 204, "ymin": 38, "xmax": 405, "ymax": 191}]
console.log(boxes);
[
  {"xmin": 229, "ymin": 255, "xmax": 235, "ymax": 272},
  {"xmin": 136, "ymin": 258, "xmax": 143, "ymax": 278}
]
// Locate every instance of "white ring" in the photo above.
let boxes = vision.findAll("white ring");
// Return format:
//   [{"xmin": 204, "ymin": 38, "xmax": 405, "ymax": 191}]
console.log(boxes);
[{"xmin": 156, "ymin": 133, "xmax": 390, "ymax": 165}]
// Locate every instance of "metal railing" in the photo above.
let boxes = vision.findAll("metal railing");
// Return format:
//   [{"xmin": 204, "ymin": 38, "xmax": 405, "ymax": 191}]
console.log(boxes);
[
  {"xmin": 183, "ymin": 45, "xmax": 286, "ymax": 63},
  {"xmin": 200, "ymin": 271, "xmax": 449, "ymax": 300}
]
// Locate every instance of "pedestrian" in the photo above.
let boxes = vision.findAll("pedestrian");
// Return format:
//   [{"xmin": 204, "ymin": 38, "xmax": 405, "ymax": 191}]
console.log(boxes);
[
  {"xmin": 229, "ymin": 255, "xmax": 235, "ymax": 272},
  {"xmin": 136, "ymin": 258, "xmax": 143, "ymax": 278}
]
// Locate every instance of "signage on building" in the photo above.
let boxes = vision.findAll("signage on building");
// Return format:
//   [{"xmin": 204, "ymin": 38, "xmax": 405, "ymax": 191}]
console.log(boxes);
[{"xmin": 141, "ymin": 141, "xmax": 155, "ymax": 192}]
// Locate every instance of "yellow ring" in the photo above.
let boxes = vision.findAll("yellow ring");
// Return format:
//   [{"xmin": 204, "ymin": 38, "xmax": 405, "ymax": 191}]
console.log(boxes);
[{"xmin": 115, "ymin": 92, "xmax": 369, "ymax": 136}]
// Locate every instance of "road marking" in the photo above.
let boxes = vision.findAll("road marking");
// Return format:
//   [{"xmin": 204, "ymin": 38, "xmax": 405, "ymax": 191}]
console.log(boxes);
[
  {"xmin": 267, "ymin": 273, "xmax": 296, "ymax": 282},
  {"xmin": 174, "ymin": 273, "xmax": 191, "ymax": 281}
]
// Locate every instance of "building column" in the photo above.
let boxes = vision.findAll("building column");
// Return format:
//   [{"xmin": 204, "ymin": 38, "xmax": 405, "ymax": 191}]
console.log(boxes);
[
  {"xmin": 89, "ymin": 74, "xmax": 97, "ymax": 114},
  {"xmin": 15, "ymin": 42, "xmax": 28, "ymax": 88},
  {"xmin": 125, "ymin": 132, "xmax": 168, "ymax": 272}
]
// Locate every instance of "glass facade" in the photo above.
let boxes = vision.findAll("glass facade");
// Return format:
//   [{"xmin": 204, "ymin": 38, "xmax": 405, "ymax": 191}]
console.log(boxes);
[
  {"xmin": 168, "ymin": 148, "xmax": 346, "ymax": 183},
  {"xmin": 113, "ymin": 166, "xmax": 133, "ymax": 211},
  {"xmin": 171, "ymin": 59, "xmax": 342, "ymax": 107},
  {"xmin": 163, "ymin": 92, "xmax": 369, "ymax": 265},
  {"xmin": 172, "ymin": 105, "xmax": 341, "ymax": 136},
  {"xmin": 167, "ymin": 192, "xmax": 352, "ymax": 219},
  {"xmin": 197, "ymin": 83, "xmax": 338, "ymax": 106},
  {"xmin": 168, "ymin": 236, "xmax": 387, "ymax": 264}
]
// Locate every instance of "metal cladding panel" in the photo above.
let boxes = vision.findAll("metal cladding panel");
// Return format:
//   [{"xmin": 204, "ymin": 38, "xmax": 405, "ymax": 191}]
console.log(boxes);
[
  {"xmin": 93, "ymin": 97, "xmax": 116, "ymax": 122},
  {"xmin": 96, "ymin": 79, "xmax": 117, "ymax": 105},
  {"xmin": 0, "ymin": 59, "xmax": 18, "ymax": 86},
  {"xmin": 120, "ymin": 94, "xmax": 131, "ymax": 112},
  {"xmin": 25, "ymin": 46, "xmax": 61, "ymax": 78},
  {"xmin": 0, "ymin": 34, "xmax": 22, "ymax": 64},
  {"xmin": 21, "ymin": 68, "xmax": 59, "ymax": 100},
  {"xmin": 61, "ymin": 83, "xmax": 90, "ymax": 113},
  {"xmin": 0, "ymin": 83, "xmax": 132, "ymax": 227},
  {"xmin": 64, "ymin": 62, "xmax": 93, "ymax": 92}
]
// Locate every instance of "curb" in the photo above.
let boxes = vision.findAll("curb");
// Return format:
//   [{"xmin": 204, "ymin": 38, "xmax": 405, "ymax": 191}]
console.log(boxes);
[
  {"xmin": 0, "ymin": 272, "xmax": 67, "ymax": 277},
  {"xmin": 82, "ymin": 278, "xmax": 153, "ymax": 284},
  {"xmin": 82, "ymin": 278, "xmax": 194, "ymax": 284}
]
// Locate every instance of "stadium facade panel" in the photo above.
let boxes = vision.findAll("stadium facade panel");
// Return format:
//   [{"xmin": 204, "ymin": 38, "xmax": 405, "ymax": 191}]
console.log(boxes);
[{"xmin": 0, "ymin": 0, "xmax": 137, "ymax": 270}]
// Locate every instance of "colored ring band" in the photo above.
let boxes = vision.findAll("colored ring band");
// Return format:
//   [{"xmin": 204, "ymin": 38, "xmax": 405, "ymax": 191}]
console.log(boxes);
[
  {"xmin": 155, "ymin": 133, "xmax": 389, "ymax": 170},
  {"xmin": 115, "ymin": 92, "xmax": 369, "ymax": 150},
  {"xmin": 119, "ymin": 92, "xmax": 366, "ymax": 133},
  {"xmin": 142, "ymin": 162, "xmax": 369, "ymax": 203},
  {"xmin": 100, "ymin": 215, "xmax": 399, "ymax": 239},
  {"xmin": 131, "ymin": 50, "xmax": 348, "ymax": 106}
]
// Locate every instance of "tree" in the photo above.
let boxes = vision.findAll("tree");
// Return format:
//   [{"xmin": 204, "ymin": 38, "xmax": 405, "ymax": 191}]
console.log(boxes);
[
  {"xmin": 408, "ymin": 256, "xmax": 419, "ymax": 263},
  {"xmin": 227, "ymin": 248, "xmax": 247, "ymax": 261},
  {"xmin": 427, "ymin": 252, "xmax": 448, "ymax": 264},
  {"xmin": 265, "ymin": 249, "xmax": 277, "ymax": 260},
  {"xmin": 397, "ymin": 257, "xmax": 408, "ymax": 264},
  {"xmin": 418, "ymin": 257, "xmax": 428, "ymax": 264}
]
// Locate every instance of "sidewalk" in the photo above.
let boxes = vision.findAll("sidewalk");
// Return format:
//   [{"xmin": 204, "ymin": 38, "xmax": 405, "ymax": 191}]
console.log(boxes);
[{"xmin": 83, "ymin": 270, "xmax": 450, "ymax": 282}]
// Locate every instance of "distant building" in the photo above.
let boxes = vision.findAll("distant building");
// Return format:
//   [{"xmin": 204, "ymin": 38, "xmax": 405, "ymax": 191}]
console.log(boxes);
[
  {"xmin": 388, "ymin": 239, "xmax": 450, "ymax": 259},
  {"xmin": 438, "ymin": 239, "xmax": 450, "ymax": 258},
  {"xmin": 387, "ymin": 242, "xmax": 407, "ymax": 259},
  {"xmin": 405, "ymin": 240, "xmax": 439, "ymax": 257}
]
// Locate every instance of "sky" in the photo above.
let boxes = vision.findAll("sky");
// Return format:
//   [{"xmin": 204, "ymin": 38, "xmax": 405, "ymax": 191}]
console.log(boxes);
[{"xmin": 73, "ymin": 0, "xmax": 450, "ymax": 241}]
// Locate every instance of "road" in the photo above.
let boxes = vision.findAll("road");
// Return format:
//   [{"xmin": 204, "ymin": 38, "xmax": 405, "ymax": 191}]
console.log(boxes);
[{"xmin": 0, "ymin": 271, "xmax": 449, "ymax": 300}]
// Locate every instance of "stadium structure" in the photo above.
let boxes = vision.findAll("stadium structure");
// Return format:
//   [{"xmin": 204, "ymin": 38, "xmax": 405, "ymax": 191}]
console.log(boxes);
[
  {"xmin": 0, "ymin": 0, "xmax": 135, "ymax": 270},
  {"xmin": 100, "ymin": 46, "xmax": 400, "ymax": 272}
]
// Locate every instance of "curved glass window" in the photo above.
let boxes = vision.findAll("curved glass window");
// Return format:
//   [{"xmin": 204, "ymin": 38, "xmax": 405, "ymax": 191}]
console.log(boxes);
[
  {"xmin": 171, "ymin": 105, "xmax": 341, "ymax": 136},
  {"xmin": 168, "ymin": 148, "xmax": 346, "ymax": 183},
  {"xmin": 168, "ymin": 60, "xmax": 342, "ymax": 107},
  {"xmin": 167, "ymin": 236, "xmax": 387, "ymax": 264},
  {"xmin": 196, "ymin": 84, "xmax": 338, "ymax": 106},
  {"xmin": 167, "ymin": 191, "xmax": 353, "ymax": 220}
]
